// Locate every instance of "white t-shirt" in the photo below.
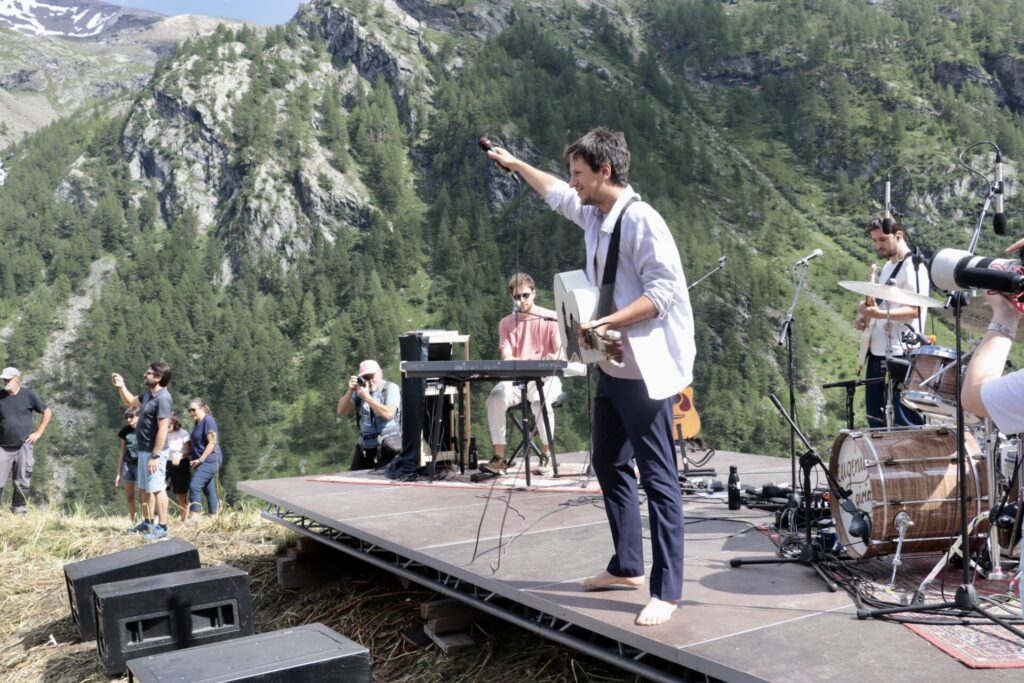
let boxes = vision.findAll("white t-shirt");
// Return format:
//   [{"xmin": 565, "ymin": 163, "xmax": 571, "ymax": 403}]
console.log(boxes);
[
  {"xmin": 981, "ymin": 369, "xmax": 1024, "ymax": 434},
  {"xmin": 869, "ymin": 255, "xmax": 930, "ymax": 357},
  {"xmin": 166, "ymin": 429, "xmax": 189, "ymax": 464}
]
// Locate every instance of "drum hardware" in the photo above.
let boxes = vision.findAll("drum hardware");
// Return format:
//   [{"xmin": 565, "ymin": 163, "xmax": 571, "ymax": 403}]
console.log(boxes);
[
  {"xmin": 889, "ymin": 512, "xmax": 915, "ymax": 587},
  {"xmin": 730, "ymin": 393, "xmax": 860, "ymax": 593},
  {"xmin": 910, "ymin": 512, "xmax": 993, "ymax": 604},
  {"xmin": 822, "ymin": 376, "xmax": 886, "ymax": 430},
  {"xmin": 857, "ymin": 142, "xmax": 1024, "ymax": 642}
]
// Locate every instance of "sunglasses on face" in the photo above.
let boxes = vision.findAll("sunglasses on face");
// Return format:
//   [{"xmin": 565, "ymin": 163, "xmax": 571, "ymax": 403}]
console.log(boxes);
[{"xmin": 512, "ymin": 292, "xmax": 533, "ymax": 301}]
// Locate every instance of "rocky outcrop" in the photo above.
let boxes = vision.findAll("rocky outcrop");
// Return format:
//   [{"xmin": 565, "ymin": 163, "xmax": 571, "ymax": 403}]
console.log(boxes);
[
  {"xmin": 395, "ymin": 0, "xmax": 513, "ymax": 38},
  {"xmin": 933, "ymin": 60, "xmax": 993, "ymax": 94},
  {"xmin": 296, "ymin": 0, "xmax": 433, "ymax": 128},
  {"xmin": 1, "ymin": 68, "xmax": 47, "ymax": 92},
  {"xmin": 987, "ymin": 53, "xmax": 1024, "ymax": 115}
]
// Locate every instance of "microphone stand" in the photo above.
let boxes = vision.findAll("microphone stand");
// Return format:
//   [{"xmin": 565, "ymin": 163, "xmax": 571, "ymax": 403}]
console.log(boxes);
[
  {"xmin": 730, "ymin": 393, "xmax": 857, "ymax": 592},
  {"xmin": 857, "ymin": 146, "xmax": 1024, "ymax": 642},
  {"xmin": 778, "ymin": 259, "xmax": 812, "ymax": 491},
  {"xmin": 687, "ymin": 256, "xmax": 727, "ymax": 291}
]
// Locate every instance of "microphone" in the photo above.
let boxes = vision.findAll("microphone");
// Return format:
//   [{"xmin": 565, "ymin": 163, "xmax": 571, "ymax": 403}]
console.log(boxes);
[
  {"xmin": 513, "ymin": 298, "xmax": 521, "ymax": 314},
  {"xmin": 478, "ymin": 136, "xmax": 514, "ymax": 174},
  {"xmin": 994, "ymin": 152, "xmax": 1007, "ymax": 236},
  {"xmin": 794, "ymin": 248, "xmax": 823, "ymax": 266},
  {"xmin": 882, "ymin": 180, "xmax": 893, "ymax": 234}
]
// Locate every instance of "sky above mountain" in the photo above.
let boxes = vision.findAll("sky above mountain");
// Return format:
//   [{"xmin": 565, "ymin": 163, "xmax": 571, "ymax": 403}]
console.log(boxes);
[{"xmin": 111, "ymin": 0, "xmax": 307, "ymax": 25}]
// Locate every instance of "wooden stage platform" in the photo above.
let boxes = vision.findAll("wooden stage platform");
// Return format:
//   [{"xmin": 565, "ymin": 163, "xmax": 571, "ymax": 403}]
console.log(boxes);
[{"xmin": 240, "ymin": 450, "xmax": 1023, "ymax": 682}]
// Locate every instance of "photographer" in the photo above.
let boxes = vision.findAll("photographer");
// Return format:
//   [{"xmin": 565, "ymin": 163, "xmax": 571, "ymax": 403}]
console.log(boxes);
[
  {"xmin": 961, "ymin": 237, "xmax": 1024, "ymax": 434},
  {"xmin": 337, "ymin": 359, "xmax": 402, "ymax": 470}
]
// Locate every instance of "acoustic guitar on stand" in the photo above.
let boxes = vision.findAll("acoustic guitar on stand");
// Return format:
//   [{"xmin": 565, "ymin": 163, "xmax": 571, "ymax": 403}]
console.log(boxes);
[{"xmin": 673, "ymin": 387, "xmax": 701, "ymax": 440}]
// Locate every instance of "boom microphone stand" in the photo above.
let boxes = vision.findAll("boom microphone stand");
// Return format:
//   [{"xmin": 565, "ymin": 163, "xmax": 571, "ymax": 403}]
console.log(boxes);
[
  {"xmin": 856, "ymin": 142, "xmax": 1024, "ymax": 642},
  {"xmin": 730, "ymin": 393, "xmax": 862, "ymax": 592}
]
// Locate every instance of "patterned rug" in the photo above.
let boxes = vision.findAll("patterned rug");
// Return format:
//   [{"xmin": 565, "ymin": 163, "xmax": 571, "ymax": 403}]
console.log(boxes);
[{"xmin": 310, "ymin": 461, "xmax": 602, "ymax": 494}]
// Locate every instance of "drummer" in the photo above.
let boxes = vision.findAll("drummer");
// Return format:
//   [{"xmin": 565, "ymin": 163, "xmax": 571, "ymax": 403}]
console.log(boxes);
[{"xmin": 853, "ymin": 213, "xmax": 930, "ymax": 427}]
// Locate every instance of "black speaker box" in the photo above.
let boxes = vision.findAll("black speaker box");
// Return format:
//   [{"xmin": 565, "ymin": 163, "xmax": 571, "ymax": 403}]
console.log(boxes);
[
  {"xmin": 94, "ymin": 565, "xmax": 253, "ymax": 675},
  {"xmin": 63, "ymin": 537, "xmax": 200, "ymax": 640},
  {"xmin": 126, "ymin": 623, "xmax": 371, "ymax": 682}
]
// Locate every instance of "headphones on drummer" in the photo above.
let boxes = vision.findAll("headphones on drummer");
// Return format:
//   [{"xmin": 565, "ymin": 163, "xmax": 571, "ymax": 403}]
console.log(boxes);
[{"xmin": 840, "ymin": 498, "xmax": 873, "ymax": 544}]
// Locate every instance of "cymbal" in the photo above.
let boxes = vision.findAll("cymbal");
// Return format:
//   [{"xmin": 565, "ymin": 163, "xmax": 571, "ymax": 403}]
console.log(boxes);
[{"xmin": 838, "ymin": 280, "xmax": 945, "ymax": 309}]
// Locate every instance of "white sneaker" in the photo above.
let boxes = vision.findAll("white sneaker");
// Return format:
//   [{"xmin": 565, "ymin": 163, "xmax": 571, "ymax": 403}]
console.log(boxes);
[{"xmin": 535, "ymin": 455, "xmax": 552, "ymax": 475}]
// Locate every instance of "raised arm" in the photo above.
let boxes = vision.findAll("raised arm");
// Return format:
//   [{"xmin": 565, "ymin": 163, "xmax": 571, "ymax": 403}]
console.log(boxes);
[
  {"xmin": 487, "ymin": 147, "xmax": 562, "ymax": 199},
  {"xmin": 111, "ymin": 373, "xmax": 140, "ymax": 409}
]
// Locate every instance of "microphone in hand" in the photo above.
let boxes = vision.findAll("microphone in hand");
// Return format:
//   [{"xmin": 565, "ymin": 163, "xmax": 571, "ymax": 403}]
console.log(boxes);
[{"xmin": 478, "ymin": 136, "xmax": 514, "ymax": 174}]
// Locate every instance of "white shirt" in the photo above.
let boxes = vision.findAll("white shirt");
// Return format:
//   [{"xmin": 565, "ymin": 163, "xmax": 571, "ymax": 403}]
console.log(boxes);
[
  {"xmin": 546, "ymin": 182, "xmax": 695, "ymax": 400},
  {"xmin": 869, "ymin": 255, "xmax": 930, "ymax": 356},
  {"xmin": 981, "ymin": 369, "xmax": 1024, "ymax": 434}
]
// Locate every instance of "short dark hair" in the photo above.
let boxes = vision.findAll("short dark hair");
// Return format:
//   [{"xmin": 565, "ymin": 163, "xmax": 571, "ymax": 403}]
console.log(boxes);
[
  {"xmin": 868, "ymin": 212, "xmax": 904, "ymax": 237},
  {"xmin": 563, "ymin": 127, "xmax": 630, "ymax": 186},
  {"xmin": 507, "ymin": 272, "xmax": 535, "ymax": 295},
  {"xmin": 149, "ymin": 361, "xmax": 171, "ymax": 387}
]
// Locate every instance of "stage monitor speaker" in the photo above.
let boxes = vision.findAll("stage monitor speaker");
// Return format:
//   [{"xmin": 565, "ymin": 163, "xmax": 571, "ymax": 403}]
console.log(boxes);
[
  {"xmin": 64, "ymin": 537, "xmax": 200, "ymax": 641},
  {"xmin": 127, "ymin": 622, "xmax": 371, "ymax": 682},
  {"xmin": 94, "ymin": 565, "xmax": 253, "ymax": 675}
]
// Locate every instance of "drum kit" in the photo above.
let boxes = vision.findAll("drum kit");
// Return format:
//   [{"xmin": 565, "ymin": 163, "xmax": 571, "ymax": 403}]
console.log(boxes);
[{"xmin": 829, "ymin": 280, "xmax": 1022, "ymax": 585}]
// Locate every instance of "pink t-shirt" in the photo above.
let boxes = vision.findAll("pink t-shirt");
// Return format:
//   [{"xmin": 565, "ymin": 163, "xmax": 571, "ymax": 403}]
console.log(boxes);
[{"xmin": 498, "ymin": 306, "xmax": 561, "ymax": 360}]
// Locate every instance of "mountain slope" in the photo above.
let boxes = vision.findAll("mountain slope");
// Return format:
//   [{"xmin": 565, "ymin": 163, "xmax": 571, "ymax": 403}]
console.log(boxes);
[{"xmin": 2, "ymin": 0, "xmax": 1024, "ymax": 508}]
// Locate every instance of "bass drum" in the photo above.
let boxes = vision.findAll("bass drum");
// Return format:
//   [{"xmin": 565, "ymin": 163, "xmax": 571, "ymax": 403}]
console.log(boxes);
[{"xmin": 829, "ymin": 427, "xmax": 987, "ymax": 559}]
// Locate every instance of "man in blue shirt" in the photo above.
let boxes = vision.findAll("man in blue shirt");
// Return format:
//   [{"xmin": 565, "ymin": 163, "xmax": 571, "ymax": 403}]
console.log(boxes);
[
  {"xmin": 112, "ymin": 361, "xmax": 173, "ymax": 539},
  {"xmin": 337, "ymin": 359, "xmax": 402, "ymax": 470},
  {"xmin": 487, "ymin": 128, "xmax": 695, "ymax": 626}
]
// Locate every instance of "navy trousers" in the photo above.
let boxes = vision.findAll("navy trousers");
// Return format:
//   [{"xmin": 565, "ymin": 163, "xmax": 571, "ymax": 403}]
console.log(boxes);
[
  {"xmin": 591, "ymin": 370, "xmax": 684, "ymax": 602},
  {"xmin": 865, "ymin": 354, "xmax": 924, "ymax": 428}
]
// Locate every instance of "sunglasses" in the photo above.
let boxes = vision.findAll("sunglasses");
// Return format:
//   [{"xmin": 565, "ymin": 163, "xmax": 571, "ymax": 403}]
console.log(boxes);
[{"xmin": 512, "ymin": 292, "xmax": 533, "ymax": 301}]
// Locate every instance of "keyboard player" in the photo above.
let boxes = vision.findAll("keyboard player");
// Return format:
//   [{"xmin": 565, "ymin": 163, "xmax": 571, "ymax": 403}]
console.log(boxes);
[{"xmin": 479, "ymin": 272, "xmax": 563, "ymax": 476}]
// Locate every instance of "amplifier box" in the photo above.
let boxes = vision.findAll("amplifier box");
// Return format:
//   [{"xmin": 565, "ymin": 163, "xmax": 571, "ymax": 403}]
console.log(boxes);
[
  {"xmin": 63, "ymin": 537, "xmax": 200, "ymax": 641},
  {"xmin": 127, "ymin": 622, "xmax": 371, "ymax": 682},
  {"xmin": 94, "ymin": 565, "xmax": 253, "ymax": 675}
]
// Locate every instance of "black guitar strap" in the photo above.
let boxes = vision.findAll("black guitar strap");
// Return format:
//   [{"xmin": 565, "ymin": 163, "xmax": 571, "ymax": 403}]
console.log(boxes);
[{"xmin": 595, "ymin": 196, "xmax": 639, "ymax": 319}]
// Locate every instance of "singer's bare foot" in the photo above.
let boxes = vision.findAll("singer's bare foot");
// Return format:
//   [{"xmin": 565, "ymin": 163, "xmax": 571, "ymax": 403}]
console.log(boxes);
[
  {"xmin": 635, "ymin": 598, "xmax": 677, "ymax": 626},
  {"xmin": 581, "ymin": 570, "xmax": 645, "ymax": 591}
]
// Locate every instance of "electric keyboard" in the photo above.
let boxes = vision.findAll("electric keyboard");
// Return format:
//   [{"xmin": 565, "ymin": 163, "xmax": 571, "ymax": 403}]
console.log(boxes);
[{"xmin": 401, "ymin": 360, "xmax": 567, "ymax": 381}]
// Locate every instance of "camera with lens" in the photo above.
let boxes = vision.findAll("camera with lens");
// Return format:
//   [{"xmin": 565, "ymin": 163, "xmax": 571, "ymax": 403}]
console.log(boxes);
[
  {"xmin": 931, "ymin": 249, "xmax": 1024, "ymax": 302},
  {"xmin": 356, "ymin": 376, "xmax": 368, "ymax": 388}
]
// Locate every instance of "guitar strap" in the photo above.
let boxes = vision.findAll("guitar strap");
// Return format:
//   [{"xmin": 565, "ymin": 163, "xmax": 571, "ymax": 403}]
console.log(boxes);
[{"xmin": 595, "ymin": 196, "xmax": 639, "ymax": 319}]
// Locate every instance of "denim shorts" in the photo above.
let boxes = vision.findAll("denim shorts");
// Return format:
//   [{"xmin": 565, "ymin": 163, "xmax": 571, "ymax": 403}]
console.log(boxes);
[
  {"xmin": 120, "ymin": 459, "xmax": 138, "ymax": 484},
  {"xmin": 136, "ymin": 450, "xmax": 169, "ymax": 493}
]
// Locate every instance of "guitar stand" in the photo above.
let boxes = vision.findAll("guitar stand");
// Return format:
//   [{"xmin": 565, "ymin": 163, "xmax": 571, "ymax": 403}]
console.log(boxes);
[{"xmin": 676, "ymin": 425, "xmax": 715, "ymax": 478}]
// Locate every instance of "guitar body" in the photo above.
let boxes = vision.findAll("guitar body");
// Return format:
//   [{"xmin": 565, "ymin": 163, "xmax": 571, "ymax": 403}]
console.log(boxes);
[
  {"xmin": 554, "ymin": 270, "xmax": 612, "ymax": 364},
  {"xmin": 673, "ymin": 387, "xmax": 701, "ymax": 439},
  {"xmin": 855, "ymin": 263, "xmax": 879, "ymax": 376}
]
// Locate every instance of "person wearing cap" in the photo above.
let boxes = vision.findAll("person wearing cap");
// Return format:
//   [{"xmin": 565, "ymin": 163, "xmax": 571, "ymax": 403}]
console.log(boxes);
[
  {"xmin": 0, "ymin": 367, "xmax": 52, "ymax": 513},
  {"xmin": 337, "ymin": 359, "xmax": 402, "ymax": 470}
]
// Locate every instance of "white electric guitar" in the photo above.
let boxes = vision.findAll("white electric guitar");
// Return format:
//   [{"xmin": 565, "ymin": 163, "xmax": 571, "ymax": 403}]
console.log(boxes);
[
  {"xmin": 554, "ymin": 270, "xmax": 623, "ymax": 365},
  {"xmin": 855, "ymin": 263, "xmax": 879, "ymax": 375}
]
